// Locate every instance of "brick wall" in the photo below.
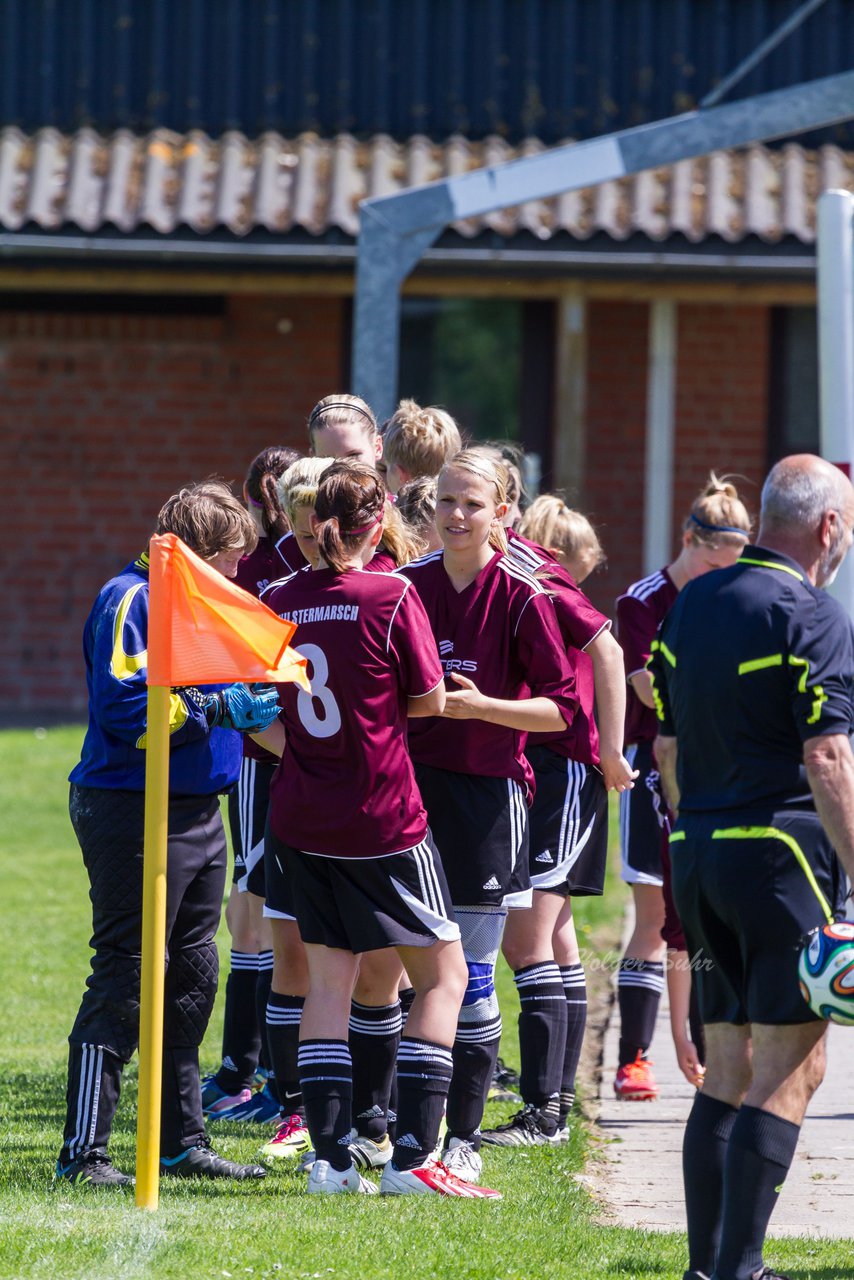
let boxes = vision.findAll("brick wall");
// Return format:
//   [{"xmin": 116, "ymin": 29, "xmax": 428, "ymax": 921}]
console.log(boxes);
[
  {"xmin": 582, "ymin": 300, "xmax": 768, "ymax": 620},
  {"xmin": 0, "ymin": 295, "xmax": 344, "ymax": 717},
  {"xmin": 582, "ymin": 300, "xmax": 650, "ymax": 616}
]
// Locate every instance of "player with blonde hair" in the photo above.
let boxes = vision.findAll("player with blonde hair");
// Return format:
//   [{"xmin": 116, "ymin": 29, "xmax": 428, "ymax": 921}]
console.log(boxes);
[{"xmin": 382, "ymin": 399, "xmax": 462, "ymax": 495}]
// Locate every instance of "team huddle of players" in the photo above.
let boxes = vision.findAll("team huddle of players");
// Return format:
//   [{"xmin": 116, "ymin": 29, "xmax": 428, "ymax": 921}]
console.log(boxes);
[{"xmin": 200, "ymin": 392, "xmax": 751, "ymax": 1197}]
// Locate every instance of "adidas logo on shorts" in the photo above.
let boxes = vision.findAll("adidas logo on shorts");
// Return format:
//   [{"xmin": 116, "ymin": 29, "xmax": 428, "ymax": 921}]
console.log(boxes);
[
  {"xmin": 535, "ymin": 851, "xmax": 553, "ymax": 863},
  {"xmin": 222, "ymin": 1055, "xmax": 237, "ymax": 1072},
  {"xmin": 395, "ymin": 1133, "xmax": 420, "ymax": 1149},
  {"xmin": 482, "ymin": 875, "xmax": 501, "ymax": 891}
]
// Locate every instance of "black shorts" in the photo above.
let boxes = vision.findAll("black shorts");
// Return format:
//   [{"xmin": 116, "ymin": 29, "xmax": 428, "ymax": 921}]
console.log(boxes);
[
  {"xmin": 263, "ymin": 818, "xmax": 297, "ymax": 921},
  {"xmin": 266, "ymin": 827, "xmax": 460, "ymax": 953},
  {"xmin": 671, "ymin": 810, "xmax": 846, "ymax": 1026},
  {"xmin": 414, "ymin": 764, "xmax": 530, "ymax": 909},
  {"xmin": 227, "ymin": 757, "xmax": 276, "ymax": 895},
  {"xmin": 619, "ymin": 740, "xmax": 669, "ymax": 887},
  {"xmin": 526, "ymin": 745, "xmax": 608, "ymax": 897}
]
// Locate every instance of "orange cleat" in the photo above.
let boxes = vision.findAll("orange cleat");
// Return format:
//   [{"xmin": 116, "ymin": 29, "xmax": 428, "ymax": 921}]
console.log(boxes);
[{"xmin": 614, "ymin": 1052, "xmax": 659, "ymax": 1101}]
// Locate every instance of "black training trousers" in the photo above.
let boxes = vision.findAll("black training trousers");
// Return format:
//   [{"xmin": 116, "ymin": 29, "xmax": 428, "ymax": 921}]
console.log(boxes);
[{"xmin": 61, "ymin": 785, "xmax": 227, "ymax": 1161}]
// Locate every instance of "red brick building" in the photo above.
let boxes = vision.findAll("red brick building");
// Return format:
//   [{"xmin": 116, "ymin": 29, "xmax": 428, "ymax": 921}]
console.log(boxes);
[{"xmin": 0, "ymin": 128, "xmax": 847, "ymax": 716}]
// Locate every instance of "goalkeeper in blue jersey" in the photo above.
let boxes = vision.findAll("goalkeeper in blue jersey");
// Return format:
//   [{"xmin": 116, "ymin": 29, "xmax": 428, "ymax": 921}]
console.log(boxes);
[{"xmin": 56, "ymin": 479, "xmax": 281, "ymax": 1188}]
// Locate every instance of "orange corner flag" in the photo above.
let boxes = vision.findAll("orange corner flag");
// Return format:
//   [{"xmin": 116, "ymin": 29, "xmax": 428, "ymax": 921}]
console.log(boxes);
[{"xmin": 147, "ymin": 533, "xmax": 310, "ymax": 689}]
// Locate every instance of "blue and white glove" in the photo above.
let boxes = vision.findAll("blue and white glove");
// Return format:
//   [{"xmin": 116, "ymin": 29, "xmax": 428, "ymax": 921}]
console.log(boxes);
[{"xmin": 202, "ymin": 683, "xmax": 280, "ymax": 732}]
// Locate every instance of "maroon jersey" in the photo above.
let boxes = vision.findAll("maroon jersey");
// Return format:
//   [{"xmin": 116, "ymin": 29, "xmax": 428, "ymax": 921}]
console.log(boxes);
[
  {"xmin": 235, "ymin": 537, "xmax": 282, "ymax": 764},
  {"xmin": 616, "ymin": 567, "xmax": 678, "ymax": 746},
  {"xmin": 530, "ymin": 568, "xmax": 610, "ymax": 766},
  {"xmin": 507, "ymin": 528, "xmax": 606, "ymax": 765},
  {"xmin": 275, "ymin": 532, "xmax": 307, "ymax": 574},
  {"xmin": 363, "ymin": 548, "xmax": 399, "ymax": 574},
  {"xmin": 264, "ymin": 568, "xmax": 443, "ymax": 858},
  {"xmin": 400, "ymin": 550, "xmax": 577, "ymax": 797}
]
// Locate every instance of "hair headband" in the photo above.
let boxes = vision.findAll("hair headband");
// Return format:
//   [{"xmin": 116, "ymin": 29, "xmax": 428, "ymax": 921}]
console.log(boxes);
[
  {"xmin": 690, "ymin": 512, "xmax": 748, "ymax": 536},
  {"xmin": 309, "ymin": 401, "xmax": 375, "ymax": 428},
  {"xmin": 346, "ymin": 511, "xmax": 384, "ymax": 536}
]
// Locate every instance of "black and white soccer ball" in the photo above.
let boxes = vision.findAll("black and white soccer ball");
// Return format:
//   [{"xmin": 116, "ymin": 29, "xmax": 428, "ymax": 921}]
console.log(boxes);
[{"xmin": 798, "ymin": 921, "xmax": 854, "ymax": 1025}]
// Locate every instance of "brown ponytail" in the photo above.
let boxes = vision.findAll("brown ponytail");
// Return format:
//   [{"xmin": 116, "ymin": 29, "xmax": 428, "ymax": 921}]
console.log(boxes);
[
  {"xmin": 245, "ymin": 446, "xmax": 301, "ymax": 540},
  {"xmin": 313, "ymin": 461, "xmax": 387, "ymax": 573}
]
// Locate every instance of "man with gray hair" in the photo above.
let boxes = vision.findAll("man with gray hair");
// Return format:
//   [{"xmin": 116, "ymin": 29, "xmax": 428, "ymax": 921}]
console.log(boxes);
[{"xmin": 650, "ymin": 455, "xmax": 854, "ymax": 1280}]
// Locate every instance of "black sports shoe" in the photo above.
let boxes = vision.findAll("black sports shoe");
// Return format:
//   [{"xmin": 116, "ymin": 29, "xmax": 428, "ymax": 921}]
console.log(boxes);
[
  {"xmin": 682, "ymin": 1271, "xmax": 709, "ymax": 1280},
  {"xmin": 487, "ymin": 1057, "xmax": 522, "ymax": 1104},
  {"xmin": 481, "ymin": 1104, "xmax": 561, "ymax": 1147},
  {"xmin": 750, "ymin": 1270, "xmax": 791, "ymax": 1280},
  {"xmin": 160, "ymin": 1138, "xmax": 266, "ymax": 1180},
  {"xmin": 55, "ymin": 1148, "xmax": 134, "ymax": 1187}
]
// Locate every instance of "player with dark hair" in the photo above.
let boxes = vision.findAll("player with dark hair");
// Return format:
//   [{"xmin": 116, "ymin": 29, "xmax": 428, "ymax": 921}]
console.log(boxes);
[
  {"xmin": 651, "ymin": 454, "xmax": 854, "ymax": 1280},
  {"xmin": 401, "ymin": 449, "xmax": 577, "ymax": 1183},
  {"xmin": 613, "ymin": 474, "xmax": 751, "ymax": 1102},
  {"xmin": 258, "ymin": 461, "xmax": 500, "ymax": 1197},
  {"xmin": 202, "ymin": 446, "xmax": 301, "ymax": 1123},
  {"xmin": 57, "ymin": 479, "xmax": 281, "ymax": 1187}
]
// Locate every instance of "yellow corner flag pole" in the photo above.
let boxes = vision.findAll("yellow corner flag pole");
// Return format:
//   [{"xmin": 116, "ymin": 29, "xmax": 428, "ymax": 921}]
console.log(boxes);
[{"xmin": 135, "ymin": 683, "xmax": 171, "ymax": 1210}]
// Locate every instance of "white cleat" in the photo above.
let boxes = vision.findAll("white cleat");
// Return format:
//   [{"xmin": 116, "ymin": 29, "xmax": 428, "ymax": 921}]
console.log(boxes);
[
  {"xmin": 380, "ymin": 1156, "xmax": 501, "ymax": 1198},
  {"xmin": 306, "ymin": 1159, "xmax": 377, "ymax": 1194}
]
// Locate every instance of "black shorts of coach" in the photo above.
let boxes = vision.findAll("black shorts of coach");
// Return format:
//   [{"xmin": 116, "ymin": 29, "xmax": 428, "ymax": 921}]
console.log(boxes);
[
  {"xmin": 619, "ymin": 739, "xmax": 669, "ymax": 887},
  {"xmin": 227, "ymin": 757, "xmax": 276, "ymax": 895},
  {"xmin": 526, "ymin": 744, "xmax": 608, "ymax": 898},
  {"xmin": 415, "ymin": 763, "xmax": 531, "ymax": 908},
  {"xmin": 671, "ymin": 809, "xmax": 846, "ymax": 1026},
  {"xmin": 264, "ymin": 823, "xmax": 460, "ymax": 952}
]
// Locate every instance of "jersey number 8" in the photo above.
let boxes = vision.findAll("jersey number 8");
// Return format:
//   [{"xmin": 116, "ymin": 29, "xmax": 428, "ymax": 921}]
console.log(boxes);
[{"xmin": 296, "ymin": 643, "xmax": 342, "ymax": 739}]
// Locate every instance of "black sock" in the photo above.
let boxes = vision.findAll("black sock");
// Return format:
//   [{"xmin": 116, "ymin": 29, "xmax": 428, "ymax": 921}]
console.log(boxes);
[
  {"xmin": 393, "ymin": 1038, "xmax": 453, "ymax": 1171},
  {"xmin": 617, "ymin": 958, "xmax": 664, "ymax": 1065},
  {"xmin": 217, "ymin": 951, "xmax": 260, "ymax": 1091},
  {"xmin": 349, "ymin": 1000, "xmax": 402, "ymax": 1141},
  {"xmin": 255, "ymin": 953, "xmax": 278, "ymax": 1100},
  {"xmin": 298, "ymin": 1039, "xmax": 353, "ymax": 1170},
  {"xmin": 446, "ymin": 1011, "xmax": 502, "ymax": 1152},
  {"xmin": 60, "ymin": 1043, "xmax": 124, "ymax": 1163},
  {"xmin": 266, "ymin": 991, "xmax": 304, "ymax": 1115},
  {"xmin": 682, "ymin": 1091, "xmax": 739, "ymax": 1275},
  {"xmin": 559, "ymin": 963, "xmax": 587, "ymax": 1119},
  {"xmin": 514, "ymin": 962, "xmax": 566, "ymax": 1122},
  {"xmin": 715, "ymin": 1105, "xmax": 801, "ymax": 1280},
  {"xmin": 399, "ymin": 987, "xmax": 417, "ymax": 1024}
]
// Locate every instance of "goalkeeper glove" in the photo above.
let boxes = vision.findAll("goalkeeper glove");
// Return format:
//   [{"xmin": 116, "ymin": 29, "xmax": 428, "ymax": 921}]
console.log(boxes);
[{"xmin": 202, "ymin": 683, "xmax": 280, "ymax": 731}]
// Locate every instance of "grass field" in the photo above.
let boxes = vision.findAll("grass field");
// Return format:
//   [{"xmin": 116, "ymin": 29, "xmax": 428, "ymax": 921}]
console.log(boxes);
[{"xmin": 0, "ymin": 727, "xmax": 850, "ymax": 1280}]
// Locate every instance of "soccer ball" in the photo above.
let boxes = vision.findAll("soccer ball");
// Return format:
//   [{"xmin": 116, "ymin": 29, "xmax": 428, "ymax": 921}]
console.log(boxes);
[{"xmin": 798, "ymin": 921, "xmax": 854, "ymax": 1024}]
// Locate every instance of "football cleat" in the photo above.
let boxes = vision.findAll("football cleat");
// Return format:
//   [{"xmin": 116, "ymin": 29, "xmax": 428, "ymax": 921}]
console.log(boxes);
[
  {"xmin": 210, "ymin": 1082, "xmax": 280, "ymax": 1124},
  {"xmin": 259, "ymin": 1113, "xmax": 311, "ymax": 1161},
  {"xmin": 380, "ymin": 1156, "xmax": 501, "ymax": 1198},
  {"xmin": 158, "ymin": 1141, "xmax": 265, "ymax": 1177},
  {"xmin": 306, "ymin": 1159, "xmax": 377, "ymax": 1194},
  {"xmin": 553, "ymin": 1120, "xmax": 571, "ymax": 1144},
  {"xmin": 200, "ymin": 1074, "xmax": 253, "ymax": 1116},
  {"xmin": 349, "ymin": 1130, "xmax": 393, "ymax": 1170},
  {"xmin": 614, "ymin": 1053, "xmax": 659, "ymax": 1101},
  {"xmin": 55, "ymin": 1149, "xmax": 133, "ymax": 1187},
  {"xmin": 481, "ymin": 1104, "xmax": 561, "ymax": 1147},
  {"xmin": 750, "ymin": 1270, "xmax": 791, "ymax": 1280},
  {"xmin": 159, "ymin": 1139, "xmax": 266, "ymax": 1180},
  {"xmin": 441, "ymin": 1137, "xmax": 483, "ymax": 1183},
  {"xmin": 487, "ymin": 1057, "xmax": 522, "ymax": 1104}
]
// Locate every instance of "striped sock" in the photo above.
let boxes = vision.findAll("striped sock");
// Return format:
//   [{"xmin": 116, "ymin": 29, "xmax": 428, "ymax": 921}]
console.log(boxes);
[
  {"xmin": 394, "ymin": 1038, "xmax": 454, "ymax": 1171},
  {"xmin": 618, "ymin": 958, "xmax": 664, "ymax": 1066},
  {"xmin": 298, "ymin": 1039, "xmax": 353, "ymax": 1171},
  {"xmin": 266, "ymin": 992, "xmax": 304, "ymax": 1114},
  {"xmin": 559, "ymin": 963, "xmax": 587, "ymax": 1119},
  {"xmin": 349, "ymin": 1000, "xmax": 402, "ymax": 1141},
  {"xmin": 447, "ymin": 1010, "xmax": 502, "ymax": 1151},
  {"xmin": 218, "ymin": 950, "xmax": 260, "ymax": 1091},
  {"xmin": 514, "ymin": 961, "xmax": 566, "ymax": 1123}
]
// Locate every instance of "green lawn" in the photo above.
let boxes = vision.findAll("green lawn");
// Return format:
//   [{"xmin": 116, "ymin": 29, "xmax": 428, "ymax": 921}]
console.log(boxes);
[{"xmin": 0, "ymin": 727, "xmax": 849, "ymax": 1280}]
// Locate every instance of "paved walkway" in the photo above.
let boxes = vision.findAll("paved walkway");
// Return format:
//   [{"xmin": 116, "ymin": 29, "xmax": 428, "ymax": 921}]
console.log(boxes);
[{"xmin": 589, "ymin": 943, "xmax": 854, "ymax": 1239}]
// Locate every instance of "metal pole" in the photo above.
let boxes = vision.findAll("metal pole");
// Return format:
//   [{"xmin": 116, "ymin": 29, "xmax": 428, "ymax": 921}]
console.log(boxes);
[
  {"xmin": 644, "ymin": 300, "xmax": 677, "ymax": 573},
  {"xmin": 700, "ymin": 0, "xmax": 831, "ymax": 109},
  {"xmin": 818, "ymin": 190, "xmax": 854, "ymax": 613}
]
